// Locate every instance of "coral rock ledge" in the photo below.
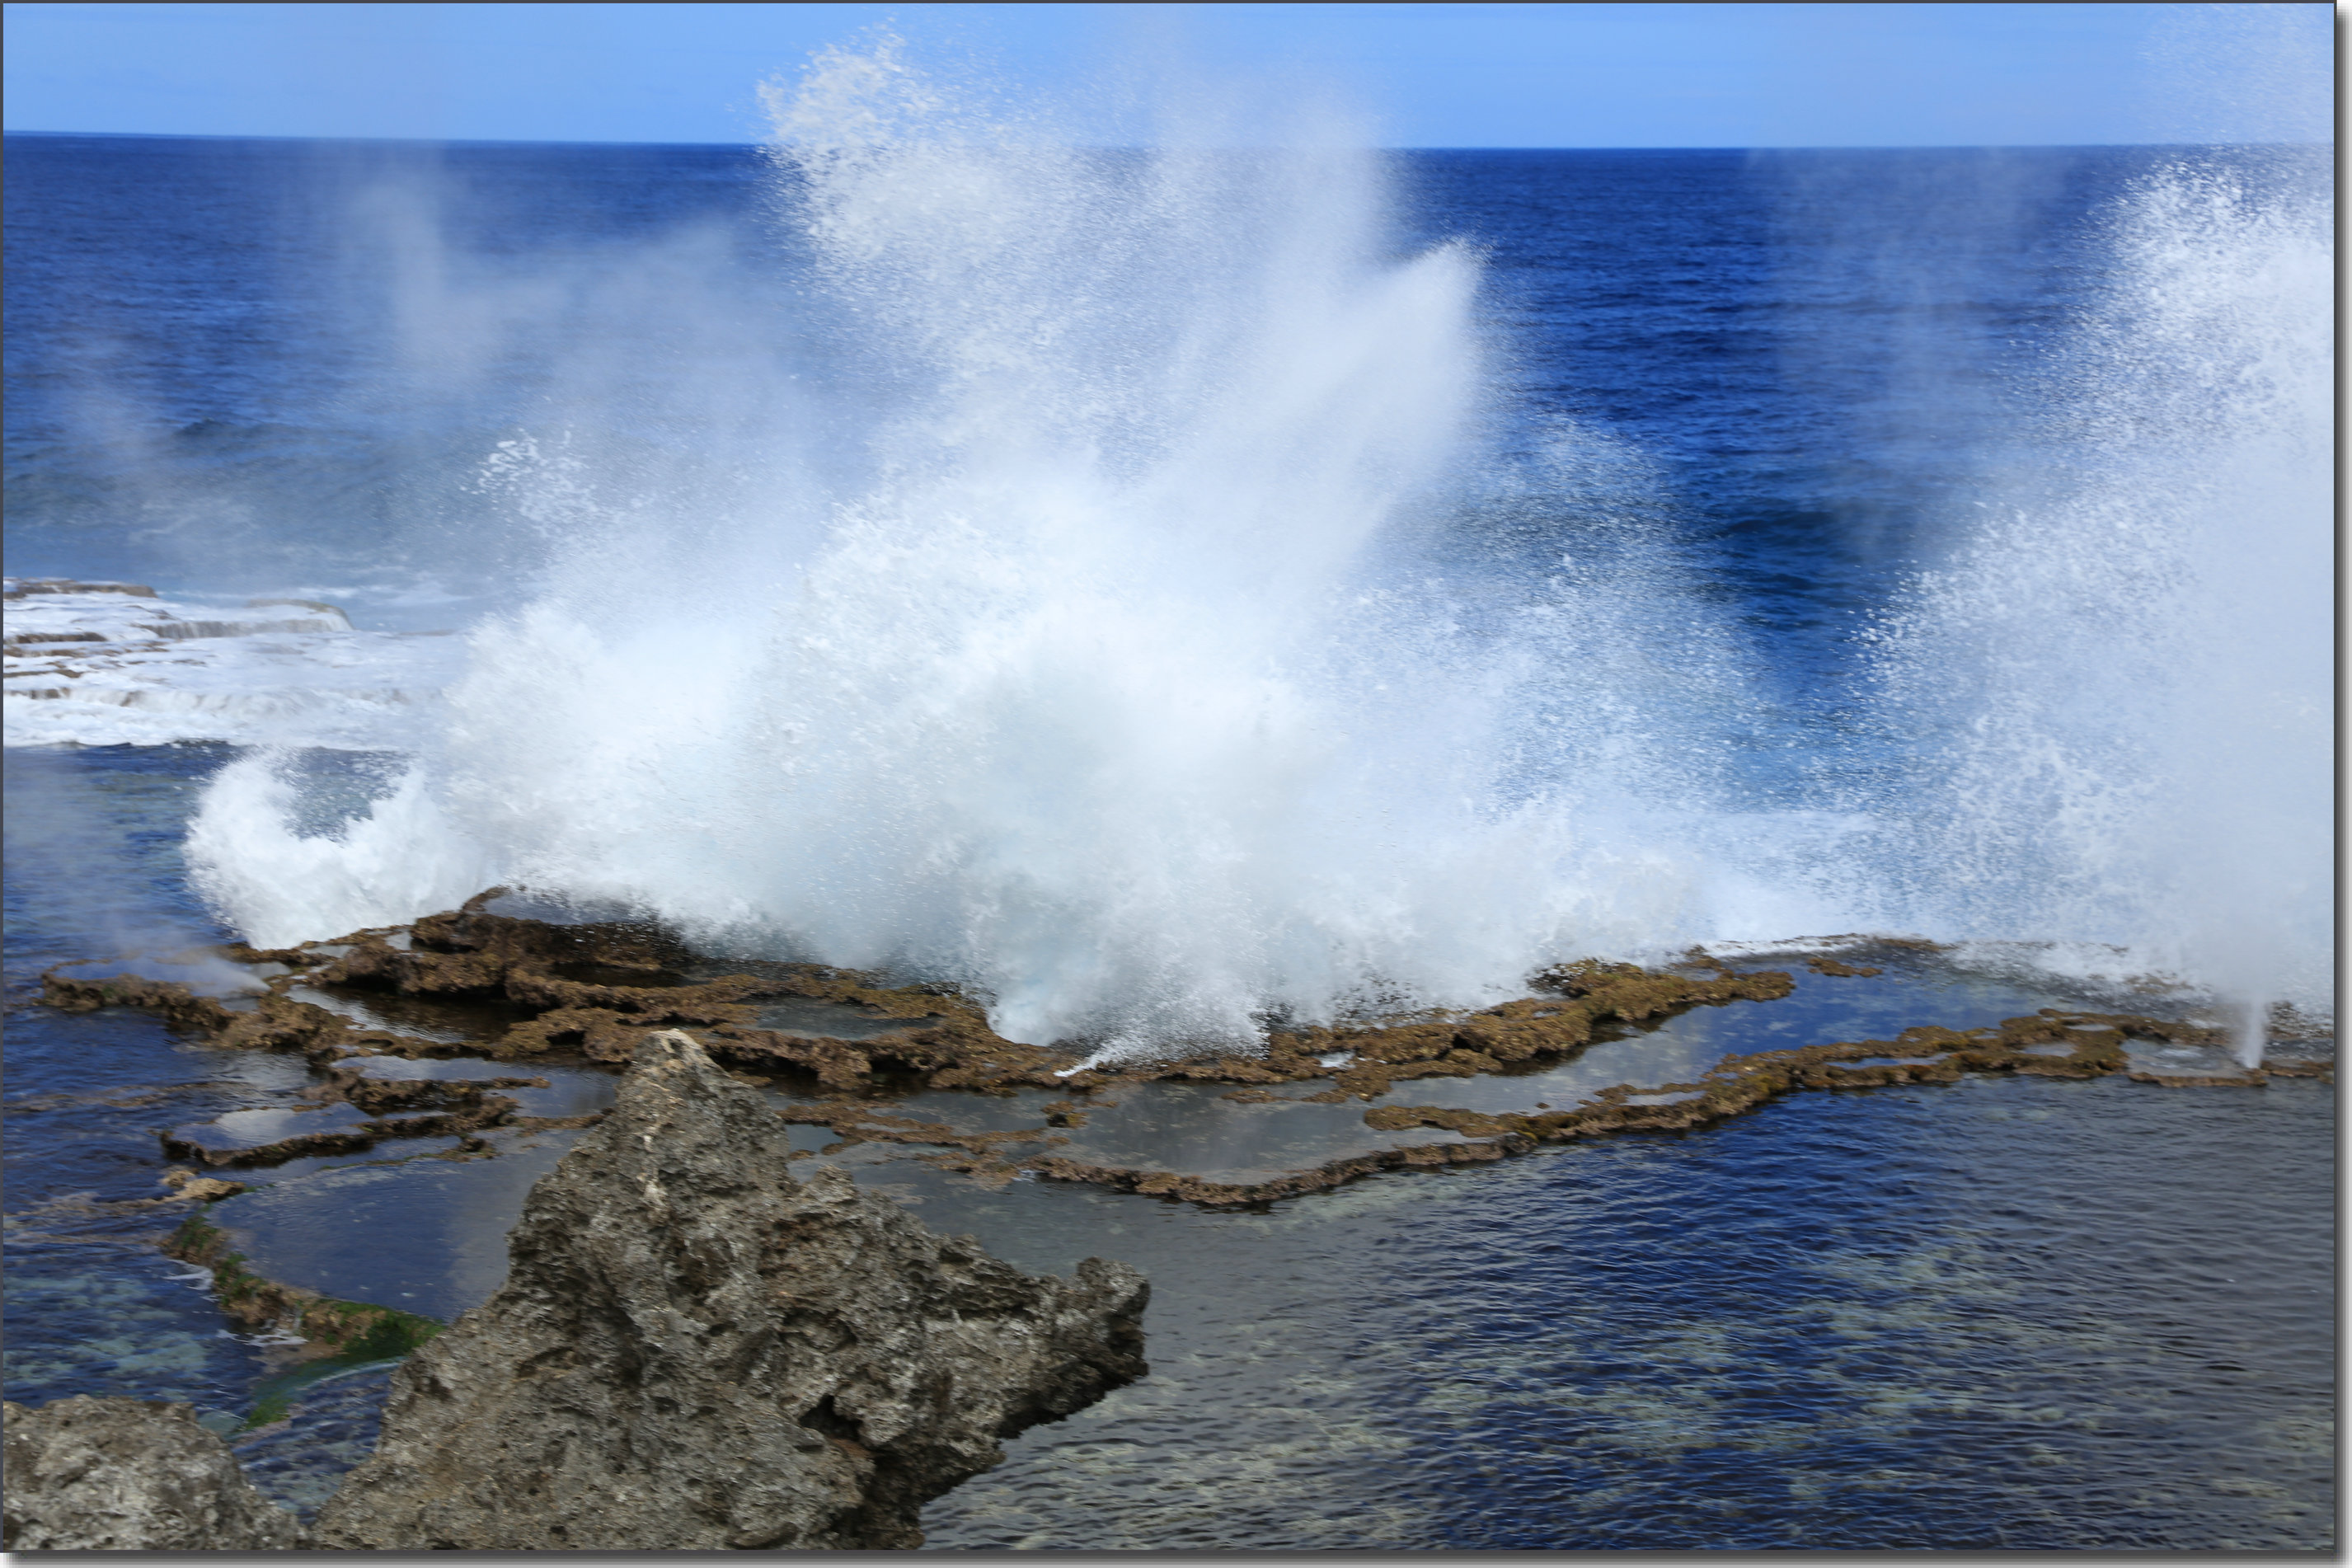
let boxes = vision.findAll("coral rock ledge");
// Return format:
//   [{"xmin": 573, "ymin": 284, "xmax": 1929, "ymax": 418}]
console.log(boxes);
[{"xmin": 312, "ymin": 1029, "xmax": 1148, "ymax": 1549}]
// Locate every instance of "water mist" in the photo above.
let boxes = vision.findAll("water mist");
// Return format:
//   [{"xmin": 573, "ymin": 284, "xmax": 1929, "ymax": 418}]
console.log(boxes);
[
  {"xmin": 184, "ymin": 43, "xmax": 2329, "ymax": 1065},
  {"xmin": 1859, "ymin": 152, "xmax": 2332, "ymax": 1060},
  {"xmin": 189, "ymin": 40, "xmax": 1742, "ymax": 1056}
]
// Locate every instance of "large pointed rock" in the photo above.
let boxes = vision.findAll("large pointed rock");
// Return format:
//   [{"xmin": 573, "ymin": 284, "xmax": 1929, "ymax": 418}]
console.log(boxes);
[
  {"xmin": 2, "ymin": 1397, "xmax": 307, "ymax": 1550},
  {"xmin": 313, "ymin": 1030, "xmax": 1147, "ymax": 1549}
]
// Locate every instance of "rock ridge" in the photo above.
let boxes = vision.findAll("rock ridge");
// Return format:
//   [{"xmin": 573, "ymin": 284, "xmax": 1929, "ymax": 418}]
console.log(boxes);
[
  {"xmin": 312, "ymin": 1029, "xmax": 1148, "ymax": 1549},
  {"xmin": 2, "ymin": 1396, "xmax": 307, "ymax": 1550}
]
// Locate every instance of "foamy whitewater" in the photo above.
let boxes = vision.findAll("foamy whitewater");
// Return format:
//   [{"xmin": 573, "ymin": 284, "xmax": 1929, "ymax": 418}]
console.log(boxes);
[
  {"xmin": 2, "ymin": 582, "xmax": 462, "ymax": 749},
  {"xmin": 167, "ymin": 45, "xmax": 2330, "ymax": 1057}
]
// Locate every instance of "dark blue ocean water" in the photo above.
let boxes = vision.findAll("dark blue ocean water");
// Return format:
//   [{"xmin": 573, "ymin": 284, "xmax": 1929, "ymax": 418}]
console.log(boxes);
[
  {"xmin": 2, "ymin": 134, "xmax": 2331, "ymax": 1548},
  {"xmin": 10, "ymin": 134, "xmax": 2305, "ymax": 798},
  {"xmin": 2, "ymin": 136, "xmax": 2200, "ymax": 639}
]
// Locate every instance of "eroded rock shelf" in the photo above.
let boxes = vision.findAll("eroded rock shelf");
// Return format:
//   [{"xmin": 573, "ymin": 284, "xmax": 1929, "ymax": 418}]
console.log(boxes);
[{"xmin": 41, "ymin": 891, "xmax": 2326, "ymax": 1214}]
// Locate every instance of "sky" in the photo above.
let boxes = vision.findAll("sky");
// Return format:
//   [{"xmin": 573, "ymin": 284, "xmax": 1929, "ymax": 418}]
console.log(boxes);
[{"xmin": 0, "ymin": 2, "xmax": 2334, "ymax": 148}]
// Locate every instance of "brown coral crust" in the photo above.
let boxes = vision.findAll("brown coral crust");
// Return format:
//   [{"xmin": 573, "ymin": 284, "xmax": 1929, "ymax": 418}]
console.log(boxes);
[
  {"xmin": 40, "ymin": 904, "xmax": 1798, "ymax": 1102},
  {"xmin": 157, "ymin": 1093, "xmax": 528, "ymax": 1168},
  {"xmin": 43, "ymin": 899, "xmax": 2326, "ymax": 1210},
  {"xmin": 1339, "ymin": 1011, "xmax": 2295, "ymax": 1177}
]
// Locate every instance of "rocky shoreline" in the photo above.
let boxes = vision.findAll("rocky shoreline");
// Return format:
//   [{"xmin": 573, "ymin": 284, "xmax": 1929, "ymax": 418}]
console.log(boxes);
[
  {"xmin": 39, "ymin": 892, "xmax": 2325, "ymax": 1210},
  {"xmin": 16, "ymin": 894, "xmax": 2328, "ymax": 1547},
  {"xmin": 2, "ymin": 577, "xmax": 459, "ymax": 749},
  {"xmin": 5, "ymin": 1032, "xmax": 1148, "ymax": 1550},
  {"xmin": 3, "ymin": 1396, "xmax": 309, "ymax": 1551}
]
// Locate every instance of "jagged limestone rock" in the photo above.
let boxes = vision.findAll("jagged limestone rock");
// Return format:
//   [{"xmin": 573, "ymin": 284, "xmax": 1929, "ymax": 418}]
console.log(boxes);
[
  {"xmin": 314, "ymin": 1030, "xmax": 1148, "ymax": 1550},
  {"xmin": 2, "ymin": 1396, "xmax": 306, "ymax": 1550}
]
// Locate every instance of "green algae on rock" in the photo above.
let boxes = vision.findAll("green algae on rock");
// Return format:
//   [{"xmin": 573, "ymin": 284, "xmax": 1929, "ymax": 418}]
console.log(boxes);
[{"xmin": 162, "ymin": 1203, "xmax": 444, "ymax": 1364}]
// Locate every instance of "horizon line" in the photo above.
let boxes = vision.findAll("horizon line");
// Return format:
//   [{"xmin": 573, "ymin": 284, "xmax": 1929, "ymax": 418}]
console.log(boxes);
[{"xmin": 4, "ymin": 128, "xmax": 2328, "ymax": 154}]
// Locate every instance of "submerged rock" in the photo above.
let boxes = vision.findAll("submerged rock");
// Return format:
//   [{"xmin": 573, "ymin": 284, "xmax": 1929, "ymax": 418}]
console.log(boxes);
[
  {"xmin": 162, "ymin": 1203, "xmax": 448, "ymax": 1359},
  {"xmin": 1, "ymin": 1396, "xmax": 307, "ymax": 1550},
  {"xmin": 313, "ymin": 1030, "xmax": 1148, "ymax": 1550}
]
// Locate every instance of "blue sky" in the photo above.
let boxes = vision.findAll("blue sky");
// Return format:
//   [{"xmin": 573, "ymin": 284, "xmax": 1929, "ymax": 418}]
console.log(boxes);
[{"xmin": 1, "ymin": 2, "xmax": 2331, "ymax": 148}]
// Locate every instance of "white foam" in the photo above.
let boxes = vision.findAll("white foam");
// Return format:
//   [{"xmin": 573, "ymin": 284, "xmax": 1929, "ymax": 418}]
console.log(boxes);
[
  {"xmin": 3, "ymin": 580, "xmax": 463, "ymax": 750},
  {"xmin": 185, "ymin": 752, "xmax": 493, "ymax": 950}
]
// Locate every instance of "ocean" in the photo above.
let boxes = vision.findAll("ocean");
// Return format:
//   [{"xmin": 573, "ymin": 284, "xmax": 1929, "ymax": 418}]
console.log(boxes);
[{"xmin": 2, "ymin": 75, "xmax": 2332, "ymax": 1552}]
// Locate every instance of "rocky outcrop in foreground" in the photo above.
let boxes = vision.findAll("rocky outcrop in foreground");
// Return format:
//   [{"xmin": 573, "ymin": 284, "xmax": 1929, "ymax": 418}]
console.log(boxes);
[
  {"xmin": 314, "ymin": 1030, "xmax": 1148, "ymax": 1550},
  {"xmin": 2, "ymin": 1397, "xmax": 306, "ymax": 1550}
]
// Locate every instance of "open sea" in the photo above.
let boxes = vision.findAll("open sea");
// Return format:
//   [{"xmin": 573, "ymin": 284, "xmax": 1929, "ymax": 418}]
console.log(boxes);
[{"xmin": 2, "ymin": 88, "xmax": 2331, "ymax": 1554}]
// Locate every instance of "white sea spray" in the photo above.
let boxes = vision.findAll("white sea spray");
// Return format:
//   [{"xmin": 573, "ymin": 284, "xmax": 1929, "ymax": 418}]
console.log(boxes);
[
  {"xmin": 1855, "ymin": 153, "xmax": 2331, "ymax": 1030},
  {"xmin": 177, "ymin": 38, "xmax": 2331, "ymax": 1054},
  {"xmin": 184, "ymin": 41, "xmax": 1744, "ymax": 1053},
  {"xmin": 187, "ymin": 751, "xmax": 492, "ymax": 951}
]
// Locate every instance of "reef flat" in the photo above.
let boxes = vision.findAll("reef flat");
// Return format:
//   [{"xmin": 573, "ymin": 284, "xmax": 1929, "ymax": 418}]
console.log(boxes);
[
  {"xmin": 16, "ymin": 890, "xmax": 2335, "ymax": 1547},
  {"xmin": 42, "ymin": 890, "xmax": 2326, "ymax": 1218}
]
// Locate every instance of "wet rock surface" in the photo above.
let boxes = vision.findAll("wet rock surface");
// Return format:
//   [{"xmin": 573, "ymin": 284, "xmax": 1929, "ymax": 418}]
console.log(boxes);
[
  {"xmin": 40, "ymin": 889, "xmax": 1804, "ymax": 1098},
  {"xmin": 312, "ymin": 1030, "xmax": 1148, "ymax": 1550},
  {"xmin": 13, "ymin": 874, "xmax": 2331, "ymax": 1547},
  {"xmin": 39, "ymin": 897, "xmax": 2328, "ymax": 1207},
  {"xmin": 2, "ymin": 1394, "xmax": 307, "ymax": 1549}
]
